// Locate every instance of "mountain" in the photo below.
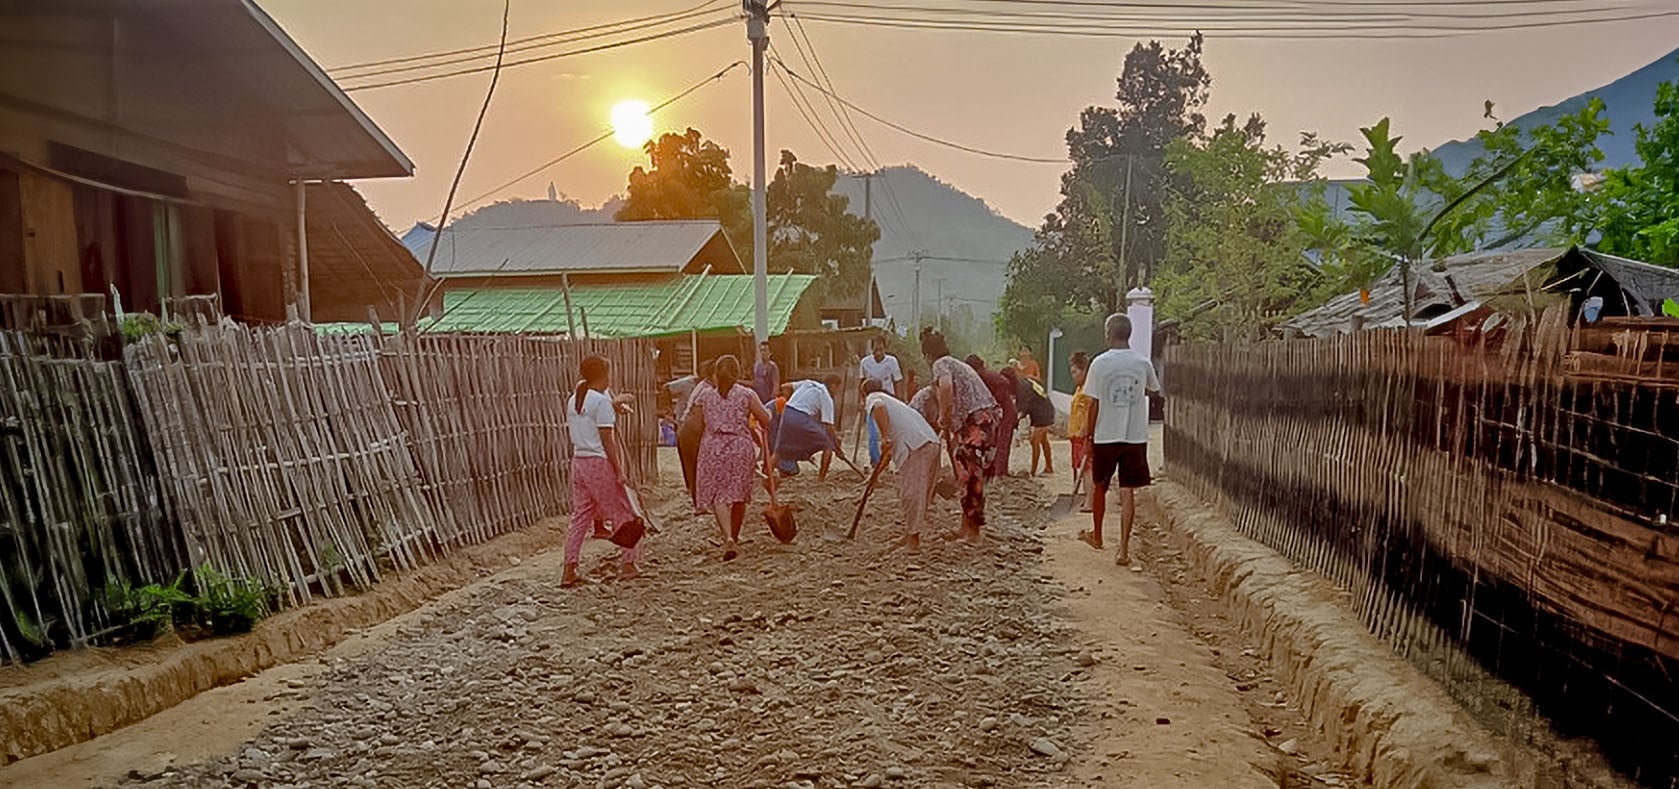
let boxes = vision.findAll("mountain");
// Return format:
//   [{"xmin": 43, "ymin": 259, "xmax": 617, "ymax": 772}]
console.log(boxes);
[
  {"xmin": 832, "ymin": 166, "xmax": 1035, "ymax": 327},
  {"xmin": 1431, "ymin": 46, "xmax": 1679, "ymax": 175}
]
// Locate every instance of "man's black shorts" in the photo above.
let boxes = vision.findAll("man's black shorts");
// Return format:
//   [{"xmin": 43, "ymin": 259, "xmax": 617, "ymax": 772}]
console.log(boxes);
[{"xmin": 1092, "ymin": 441, "xmax": 1151, "ymax": 489}]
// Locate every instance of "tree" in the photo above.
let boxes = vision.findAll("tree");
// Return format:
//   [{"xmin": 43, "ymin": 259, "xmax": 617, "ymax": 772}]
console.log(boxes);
[
  {"xmin": 1154, "ymin": 115, "xmax": 1346, "ymax": 340},
  {"xmin": 1299, "ymin": 101, "xmax": 1606, "ymax": 317},
  {"xmin": 617, "ymin": 129, "xmax": 878, "ymax": 303},
  {"xmin": 999, "ymin": 34, "xmax": 1211, "ymax": 347},
  {"xmin": 1594, "ymin": 75, "xmax": 1679, "ymax": 265},
  {"xmin": 766, "ymin": 151, "xmax": 879, "ymax": 302}
]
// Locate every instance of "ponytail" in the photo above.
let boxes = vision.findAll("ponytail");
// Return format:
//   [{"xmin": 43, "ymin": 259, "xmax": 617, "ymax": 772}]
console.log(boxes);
[
  {"xmin": 575, "ymin": 355, "xmax": 608, "ymax": 414},
  {"xmin": 713, "ymin": 354, "xmax": 741, "ymax": 395}
]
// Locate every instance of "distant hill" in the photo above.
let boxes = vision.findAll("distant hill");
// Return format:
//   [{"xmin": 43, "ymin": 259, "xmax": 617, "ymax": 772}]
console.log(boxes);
[
  {"xmin": 1432, "ymin": 46, "xmax": 1679, "ymax": 175},
  {"xmin": 833, "ymin": 166, "xmax": 1035, "ymax": 327}
]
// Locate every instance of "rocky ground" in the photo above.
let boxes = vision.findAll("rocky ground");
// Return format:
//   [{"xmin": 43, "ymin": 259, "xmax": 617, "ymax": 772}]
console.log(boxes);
[{"xmin": 114, "ymin": 458, "xmax": 1099, "ymax": 789}]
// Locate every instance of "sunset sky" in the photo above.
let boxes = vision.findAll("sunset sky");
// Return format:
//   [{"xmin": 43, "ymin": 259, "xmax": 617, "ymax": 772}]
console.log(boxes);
[{"xmin": 265, "ymin": 1, "xmax": 1679, "ymax": 231}]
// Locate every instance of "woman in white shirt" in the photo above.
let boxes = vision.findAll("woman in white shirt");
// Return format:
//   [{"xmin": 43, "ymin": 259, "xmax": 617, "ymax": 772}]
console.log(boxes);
[
  {"xmin": 864, "ymin": 381, "xmax": 941, "ymax": 552},
  {"xmin": 564, "ymin": 355, "xmax": 646, "ymax": 587}
]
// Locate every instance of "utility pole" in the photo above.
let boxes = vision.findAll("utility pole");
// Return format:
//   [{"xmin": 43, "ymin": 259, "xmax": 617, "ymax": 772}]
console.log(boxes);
[
  {"xmin": 910, "ymin": 249, "xmax": 925, "ymax": 331},
  {"xmin": 934, "ymin": 278, "xmax": 944, "ymax": 331},
  {"xmin": 746, "ymin": 0, "xmax": 773, "ymax": 343},
  {"xmin": 1116, "ymin": 152, "xmax": 1134, "ymax": 303},
  {"xmin": 862, "ymin": 172, "xmax": 874, "ymax": 327}
]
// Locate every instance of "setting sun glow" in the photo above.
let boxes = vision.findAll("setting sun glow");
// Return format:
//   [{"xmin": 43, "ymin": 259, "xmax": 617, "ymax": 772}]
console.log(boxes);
[{"xmin": 610, "ymin": 100, "xmax": 653, "ymax": 149}]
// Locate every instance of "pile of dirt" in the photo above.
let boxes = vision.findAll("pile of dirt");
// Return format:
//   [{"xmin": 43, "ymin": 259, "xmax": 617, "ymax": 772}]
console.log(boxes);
[{"xmin": 120, "ymin": 470, "xmax": 1099, "ymax": 788}]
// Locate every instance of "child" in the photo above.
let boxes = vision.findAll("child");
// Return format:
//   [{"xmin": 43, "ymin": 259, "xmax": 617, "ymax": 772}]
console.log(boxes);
[
  {"xmin": 564, "ymin": 355, "xmax": 645, "ymax": 587},
  {"xmin": 1068, "ymin": 352, "xmax": 1094, "ymax": 512}
]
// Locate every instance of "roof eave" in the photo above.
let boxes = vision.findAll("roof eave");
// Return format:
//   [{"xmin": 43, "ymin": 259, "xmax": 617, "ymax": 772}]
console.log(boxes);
[{"xmin": 241, "ymin": 0, "xmax": 415, "ymax": 179}]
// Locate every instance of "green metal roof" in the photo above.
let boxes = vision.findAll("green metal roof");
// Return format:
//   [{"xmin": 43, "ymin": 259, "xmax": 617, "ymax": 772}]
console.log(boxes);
[{"xmin": 422, "ymin": 273, "xmax": 817, "ymax": 338}]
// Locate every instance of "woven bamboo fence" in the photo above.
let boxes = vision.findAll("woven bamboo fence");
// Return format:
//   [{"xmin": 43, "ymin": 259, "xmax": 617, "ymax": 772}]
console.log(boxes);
[
  {"xmin": 0, "ymin": 322, "xmax": 656, "ymax": 664},
  {"xmin": 1165, "ymin": 310, "xmax": 1679, "ymax": 787},
  {"xmin": 0, "ymin": 333, "xmax": 179, "ymax": 662}
]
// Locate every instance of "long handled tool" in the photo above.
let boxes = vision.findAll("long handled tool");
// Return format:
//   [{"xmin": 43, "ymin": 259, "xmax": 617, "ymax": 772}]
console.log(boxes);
[
  {"xmin": 1048, "ymin": 454, "xmax": 1087, "ymax": 519},
  {"xmin": 762, "ymin": 418, "xmax": 796, "ymax": 543},
  {"xmin": 848, "ymin": 459, "xmax": 891, "ymax": 540}
]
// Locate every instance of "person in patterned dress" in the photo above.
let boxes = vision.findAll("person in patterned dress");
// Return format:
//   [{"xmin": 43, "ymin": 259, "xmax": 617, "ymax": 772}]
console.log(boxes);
[
  {"xmin": 692, "ymin": 355, "xmax": 773, "ymax": 561},
  {"xmin": 920, "ymin": 328, "xmax": 998, "ymax": 541}
]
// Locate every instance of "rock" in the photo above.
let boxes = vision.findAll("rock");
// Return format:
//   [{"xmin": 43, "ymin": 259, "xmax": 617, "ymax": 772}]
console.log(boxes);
[
  {"xmin": 523, "ymin": 764, "xmax": 558, "ymax": 781},
  {"xmin": 301, "ymin": 748, "xmax": 335, "ymax": 762},
  {"xmin": 727, "ymin": 678, "xmax": 759, "ymax": 694},
  {"xmin": 1029, "ymin": 738, "xmax": 1062, "ymax": 758},
  {"xmin": 1277, "ymin": 739, "xmax": 1298, "ymax": 756},
  {"xmin": 230, "ymin": 769, "xmax": 266, "ymax": 784},
  {"xmin": 478, "ymin": 759, "xmax": 504, "ymax": 774},
  {"xmin": 884, "ymin": 765, "xmax": 907, "ymax": 780},
  {"xmin": 858, "ymin": 773, "xmax": 886, "ymax": 788},
  {"xmin": 1075, "ymin": 653, "xmax": 1097, "ymax": 667},
  {"xmin": 1155, "ymin": 717, "xmax": 1171, "ymax": 726},
  {"xmin": 978, "ymin": 717, "xmax": 998, "ymax": 732},
  {"xmin": 624, "ymin": 775, "xmax": 649, "ymax": 789}
]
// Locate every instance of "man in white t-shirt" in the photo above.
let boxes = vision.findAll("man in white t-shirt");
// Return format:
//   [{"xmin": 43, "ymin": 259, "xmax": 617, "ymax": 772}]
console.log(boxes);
[
  {"xmin": 772, "ymin": 375, "xmax": 847, "ymax": 479},
  {"xmin": 858, "ymin": 339, "xmax": 904, "ymax": 468},
  {"xmin": 1078, "ymin": 312, "xmax": 1161, "ymax": 566}
]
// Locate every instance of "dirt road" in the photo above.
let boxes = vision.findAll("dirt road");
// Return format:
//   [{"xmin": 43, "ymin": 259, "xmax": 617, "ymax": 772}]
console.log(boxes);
[{"xmin": 4, "ymin": 443, "xmax": 1302, "ymax": 788}]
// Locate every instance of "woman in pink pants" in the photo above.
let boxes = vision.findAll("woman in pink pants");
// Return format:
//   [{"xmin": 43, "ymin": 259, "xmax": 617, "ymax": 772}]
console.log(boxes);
[{"xmin": 563, "ymin": 355, "xmax": 646, "ymax": 587}]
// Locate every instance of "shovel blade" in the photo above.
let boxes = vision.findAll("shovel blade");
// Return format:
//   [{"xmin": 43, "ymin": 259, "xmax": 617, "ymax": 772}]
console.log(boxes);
[{"xmin": 1048, "ymin": 494, "xmax": 1079, "ymax": 519}]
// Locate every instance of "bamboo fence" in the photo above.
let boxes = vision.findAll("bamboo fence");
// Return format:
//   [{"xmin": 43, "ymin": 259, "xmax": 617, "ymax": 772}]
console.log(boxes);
[
  {"xmin": 0, "ymin": 322, "xmax": 657, "ymax": 664},
  {"xmin": 1164, "ymin": 310, "xmax": 1679, "ymax": 787}
]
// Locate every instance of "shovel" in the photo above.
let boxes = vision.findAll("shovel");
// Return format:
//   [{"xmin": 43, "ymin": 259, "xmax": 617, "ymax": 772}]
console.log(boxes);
[
  {"xmin": 848, "ymin": 459, "xmax": 892, "ymax": 539},
  {"xmin": 1048, "ymin": 457, "xmax": 1086, "ymax": 519},
  {"xmin": 762, "ymin": 461, "xmax": 797, "ymax": 544}
]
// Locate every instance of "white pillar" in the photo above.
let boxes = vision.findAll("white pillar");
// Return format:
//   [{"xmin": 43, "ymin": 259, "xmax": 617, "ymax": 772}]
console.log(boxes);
[
  {"xmin": 295, "ymin": 180, "xmax": 311, "ymax": 322},
  {"xmin": 1126, "ymin": 287, "xmax": 1154, "ymax": 363}
]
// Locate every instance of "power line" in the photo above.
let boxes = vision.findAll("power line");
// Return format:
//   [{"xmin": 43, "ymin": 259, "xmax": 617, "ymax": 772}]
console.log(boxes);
[
  {"xmin": 767, "ymin": 47, "xmax": 864, "ymax": 171},
  {"xmin": 451, "ymin": 61, "xmax": 747, "ymax": 215},
  {"xmin": 789, "ymin": 0, "xmax": 1638, "ymax": 25},
  {"xmin": 342, "ymin": 17, "xmax": 738, "ymax": 92},
  {"xmin": 330, "ymin": 0, "xmax": 730, "ymax": 74},
  {"xmin": 416, "ymin": 0, "xmax": 511, "ymax": 322},
  {"xmin": 773, "ymin": 58, "xmax": 1067, "ymax": 164},
  {"xmin": 785, "ymin": 7, "xmax": 1679, "ymax": 39}
]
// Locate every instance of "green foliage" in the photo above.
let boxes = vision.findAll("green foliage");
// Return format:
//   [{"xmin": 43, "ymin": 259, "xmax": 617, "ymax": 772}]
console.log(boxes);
[
  {"xmin": 1297, "ymin": 100, "xmax": 1606, "ymax": 316},
  {"xmin": 1595, "ymin": 76, "xmax": 1679, "ymax": 265},
  {"xmin": 616, "ymin": 128, "xmax": 879, "ymax": 306},
  {"xmin": 1155, "ymin": 115, "xmax": 1347, "ymax": 340},
  {"xmin": 1000, "ymin": 33, "xmax": 1210, "ymax": 346},
  {"xmin": 118, "ymin": 312, "xmax": 184, "ymax": 344},
  {"xmin": 766, "ymin": 151, "xmax": 880, "ymax": 302},
  {"xmin": 96, "ymin": 565, "xmax": 275, "ymax": 646},
  {"xmin": 189, "ymin": 564, "xmax": 274, "ymax": 637}
]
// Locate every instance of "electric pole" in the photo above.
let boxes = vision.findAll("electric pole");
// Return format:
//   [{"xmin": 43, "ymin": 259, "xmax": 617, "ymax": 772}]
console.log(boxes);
[
  {"xmin": 746, "ymin": 0, "xmax": 773, "ymax": 343},
  {"xmin": 862, "ymin": 172, "xmax": 874, "ymax": 327},
  {"xmin": 1116, "ymin": 152, "xmax": 1133, "ymax": 303},
  {"xmin": 910, "ymin": 249, "xmax": 926, "ymax": 332}
]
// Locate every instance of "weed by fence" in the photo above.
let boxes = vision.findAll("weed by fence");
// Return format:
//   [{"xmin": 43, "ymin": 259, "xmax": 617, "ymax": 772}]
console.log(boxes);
[
  {"xmin": 1164, "ymin": 312, "xmax": 1679, "ymax": 787},
  {"xmin": 0, "ymin": 323, "xmax": 657, "ymax": 664}
]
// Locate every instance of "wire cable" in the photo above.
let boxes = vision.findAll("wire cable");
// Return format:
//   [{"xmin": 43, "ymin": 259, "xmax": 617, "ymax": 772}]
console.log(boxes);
[
  {"xmin": 330, "ymin": 0, "xmax": 730, "ymax": 74},
  {"xmin": 789, "ymin": 0, "xmax": 1645, "ymax": 24},
  {"xmin": 342, "ymin": 17, "xmax": 738, "ymax": 92},
  {"xmin": 450, "ymin": 61, "xmax": 747, "ymax": 216},
  {"xmin": 415, "ymin": 0, "xmax": 511, "ymax": 320},
  {"xmin": 773, "ymin": 58, "xmax": 1067, "ymax": 164},
  {"xmin": 332, "ymin": 6, "xmax": 734, "ymax": 81}
]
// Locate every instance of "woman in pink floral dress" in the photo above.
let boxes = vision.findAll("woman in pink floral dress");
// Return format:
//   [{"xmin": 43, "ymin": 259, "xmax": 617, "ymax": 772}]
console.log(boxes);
[{"xmin": 693, "ymin": 355, "xmax": 772, "ymax": 560}]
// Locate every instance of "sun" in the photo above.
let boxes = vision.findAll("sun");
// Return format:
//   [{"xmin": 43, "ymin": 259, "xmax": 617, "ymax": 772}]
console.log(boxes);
[{"xmin": 611, "ymin": 100, "xmax": 653, "ymax": 149}]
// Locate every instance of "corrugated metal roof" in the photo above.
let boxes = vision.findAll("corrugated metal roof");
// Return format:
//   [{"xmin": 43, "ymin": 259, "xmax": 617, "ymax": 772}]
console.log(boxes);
[
  {"xmin": 403, "ymin": 220, "xmax": 745, "ymax": 277},
  {"xmin": 1282, "ymin": 248, "xmax": 1568, "ymax": 338},
  {"xmin": 423, "ymin": 273, "xmax": 816, "ymax": 337}
]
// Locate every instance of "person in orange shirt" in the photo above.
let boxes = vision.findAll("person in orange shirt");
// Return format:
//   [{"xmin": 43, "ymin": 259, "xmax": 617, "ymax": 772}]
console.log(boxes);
[
  {"xmin": 1015, "ymin": 345, "xmax": 1041, "ymax": 382},
  {"xmin": 1067, "ymin": 351, "xmax": 1095, "ymax": 512}
]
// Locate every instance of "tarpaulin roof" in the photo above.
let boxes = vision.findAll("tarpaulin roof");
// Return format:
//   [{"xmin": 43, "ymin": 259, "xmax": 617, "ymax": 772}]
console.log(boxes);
[{"xmin": 422, "ymin": 273, "xmax": 817, "ymax": 338}]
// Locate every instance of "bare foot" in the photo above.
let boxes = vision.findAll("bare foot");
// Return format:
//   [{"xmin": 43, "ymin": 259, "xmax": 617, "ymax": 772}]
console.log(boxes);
[
  {"xmin": 722, "ymin": 541, "xmax": 739, "ymax": 561},
  {"xmin": 1077, "ymin": 530, "xmax": 1103, "ymax": 550},
  {"xmin": 619, "ymin": 563, "xmax": 640, "ymax": 582},
  {"xmin": 561, "ymin": 565, "xmax": 583, "ymax": 588},
  {"xmin": 1115, "ymin": 550, "xmax": 1130, "ymax": 566},
  {"xmin": 961, "ymin": 525, "xmax": 983, "ymax": 544}
]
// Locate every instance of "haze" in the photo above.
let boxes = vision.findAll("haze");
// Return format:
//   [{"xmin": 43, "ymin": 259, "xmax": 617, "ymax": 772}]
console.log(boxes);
[{"xmin": 264, "ymin": 0, "xmax": 1679, "ymax": 230}]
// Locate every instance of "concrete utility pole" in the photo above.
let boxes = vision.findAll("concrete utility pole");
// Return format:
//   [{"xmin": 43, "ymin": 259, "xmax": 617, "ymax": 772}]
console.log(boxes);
[
  {"xmin": 1116, "ymin": 152, "xmax": 1134, "ymax": 298},
  {"xmin": 910, "ymin": 249, "xmax": 926, "ymax": 331},
  {"xmin": 862, "ymin": 172, "xmax": 874, "ymax": 327},
  {"xmin": 746, "ymin": 0, "xmax": 773, "ymax": 343}
]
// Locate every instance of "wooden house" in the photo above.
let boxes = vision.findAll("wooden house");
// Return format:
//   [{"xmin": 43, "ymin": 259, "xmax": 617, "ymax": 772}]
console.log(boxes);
[{"xmin": 0, "ymin": 0, "xmax": 422, "ymax": 328}]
